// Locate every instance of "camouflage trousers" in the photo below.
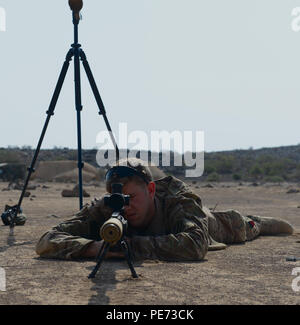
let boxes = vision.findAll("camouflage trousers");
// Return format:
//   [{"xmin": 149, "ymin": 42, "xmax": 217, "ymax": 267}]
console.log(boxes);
[{"xmin": 205, "ymin": 208, "xmax": 261, "ymax": 244}]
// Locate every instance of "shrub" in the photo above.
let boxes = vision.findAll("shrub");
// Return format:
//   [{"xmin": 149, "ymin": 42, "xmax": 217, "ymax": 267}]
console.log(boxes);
[
  {"xmin": 232, "ymin": 173, "xmax": 242, "ymax": 181},
  {"xmin": 207, "ymin": 172, "xmax": 220, "ymax": 182},
  {"xmin": 250, "ymin": 164, "xmax": 263, "ymax": 179},
  {"xmin": 264, "ymin": 176, "xmax": 284, "ymax": 183}
]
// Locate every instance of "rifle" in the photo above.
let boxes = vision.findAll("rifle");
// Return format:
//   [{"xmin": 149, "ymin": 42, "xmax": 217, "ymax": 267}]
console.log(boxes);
[{"xmin": 88, "ymin": 183, "xmax": 138, "ymax": 279}]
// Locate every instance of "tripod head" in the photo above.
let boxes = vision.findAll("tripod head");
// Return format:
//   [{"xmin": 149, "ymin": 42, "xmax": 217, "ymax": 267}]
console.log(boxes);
[{"xmin": 69, "ymin": 0, "xmax": 83, "ymax": 23}]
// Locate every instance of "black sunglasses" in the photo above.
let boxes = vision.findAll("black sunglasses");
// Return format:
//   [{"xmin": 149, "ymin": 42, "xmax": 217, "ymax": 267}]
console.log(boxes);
[{"xmin": 105, "ymin": 166, "xmax": 149, "ymax": 184}]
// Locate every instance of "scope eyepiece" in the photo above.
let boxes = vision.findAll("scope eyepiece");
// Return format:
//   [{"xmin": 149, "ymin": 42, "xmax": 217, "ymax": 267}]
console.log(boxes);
[
  {"xmin": 104, "ymin": 183, "xmax": 130, "ymax": 212},
  {"xmin": 104, "ymin": 193, "xmax": 130, "ymax": 212}
]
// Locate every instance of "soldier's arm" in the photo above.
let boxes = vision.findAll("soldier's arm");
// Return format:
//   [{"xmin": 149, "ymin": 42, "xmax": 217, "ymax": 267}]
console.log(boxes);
[
  {"xmin": 130, "ymin": 197, "xmax": 210, "ymax": 261},
  {"xmin": 35, "ymin": 198, "xmax": 111, "ymax": 260}
]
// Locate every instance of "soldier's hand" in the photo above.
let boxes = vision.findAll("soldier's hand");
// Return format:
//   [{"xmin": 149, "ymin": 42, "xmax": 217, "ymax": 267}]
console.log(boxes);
[
  {"xmin": 83, "ymin": 240, "xmax": 125, "ymax": 259},
  {"xmin": 83, "ymin": 240, "xmax": 104, "ymax": 258}
]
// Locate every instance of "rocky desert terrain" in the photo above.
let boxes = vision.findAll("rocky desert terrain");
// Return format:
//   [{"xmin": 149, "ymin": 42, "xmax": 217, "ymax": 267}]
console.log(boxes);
[{"xmin": 0, "ymin": 180, "xmax": 300, "ymax": 305}]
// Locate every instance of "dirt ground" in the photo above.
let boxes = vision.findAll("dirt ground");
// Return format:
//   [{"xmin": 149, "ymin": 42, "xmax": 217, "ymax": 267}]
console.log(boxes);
[{"xmin": 0, "ymin": 180, "xmax": 300, "ymax": 305}]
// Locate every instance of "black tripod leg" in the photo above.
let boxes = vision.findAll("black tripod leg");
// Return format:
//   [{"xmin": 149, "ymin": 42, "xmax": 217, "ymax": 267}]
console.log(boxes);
[
  {"xmin": 88, "ymin": 242, "xmax": 110, "ymax": 279},
  {"xmin": 73, "ymin": 44, "xmax": 84, "ymax": 210},
  {"xmin": 121, "ymin": 240, "xmax": 138, "ymax": 278},
  {"xmin": 10, "ymin": 49, "xmax": 74, "ymax": 228},
  {"xmin": 79, "ymin": 49, "xmax": 120, "ymax": 161}
]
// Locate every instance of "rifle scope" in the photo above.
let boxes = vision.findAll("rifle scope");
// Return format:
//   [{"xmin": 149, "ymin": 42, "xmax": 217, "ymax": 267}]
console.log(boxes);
[{"xmin": 101, "ymin": 183, "xmax": 130, "ymax": 245}]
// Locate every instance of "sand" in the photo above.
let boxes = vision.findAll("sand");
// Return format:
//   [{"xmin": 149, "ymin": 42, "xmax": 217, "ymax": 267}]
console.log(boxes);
[{"xmin": 0, "ymin": 180, "xmax": 299, "ymax": 305}]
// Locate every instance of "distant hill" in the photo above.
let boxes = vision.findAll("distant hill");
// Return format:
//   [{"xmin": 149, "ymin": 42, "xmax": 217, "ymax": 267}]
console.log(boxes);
[
  {"xmin": 201, "ymin": 145, "xmax": 300, "ymax": 182},
  {"xmin": 1, "ymin": 144, "xmax": 300, "ymax": 182}
]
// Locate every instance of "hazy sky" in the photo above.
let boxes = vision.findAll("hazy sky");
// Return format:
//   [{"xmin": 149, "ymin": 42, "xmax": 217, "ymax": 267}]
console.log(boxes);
[{"xmin": 0, "ymin": 0, "xmax": 300, "ymax": 153}]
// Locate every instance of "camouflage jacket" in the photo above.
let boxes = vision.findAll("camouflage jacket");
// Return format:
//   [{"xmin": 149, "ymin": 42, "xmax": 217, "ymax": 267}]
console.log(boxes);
[{"xmin": 36, "ymin": 176, "xmax": 250, "ymax": 261}]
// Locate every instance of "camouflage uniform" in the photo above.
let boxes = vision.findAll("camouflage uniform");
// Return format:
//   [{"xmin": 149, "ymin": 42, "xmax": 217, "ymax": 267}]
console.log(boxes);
[{"xmin": 36, "ymin": 176, "xmax": 263, "ymax": 261}]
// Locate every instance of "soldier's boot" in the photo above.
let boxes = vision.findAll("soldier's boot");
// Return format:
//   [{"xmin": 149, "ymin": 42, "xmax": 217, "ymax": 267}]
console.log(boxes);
[{"xmin": 246, "ymin": 215, "xmax": 294, "ymax": 236}]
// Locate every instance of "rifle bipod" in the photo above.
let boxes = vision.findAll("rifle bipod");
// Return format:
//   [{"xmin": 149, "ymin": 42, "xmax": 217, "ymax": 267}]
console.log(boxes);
[{"xmin": 88, "ymin": 239, "xmax": 138, "ymax": 279}]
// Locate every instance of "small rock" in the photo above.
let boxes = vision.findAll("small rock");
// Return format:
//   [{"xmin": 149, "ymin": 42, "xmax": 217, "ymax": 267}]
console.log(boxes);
[
  {"xmin": 61, "ymin": 184, "xmax": 90, "ymax": 198},
  {"xmin": 46, "ymin": 214, "xmax": 60, "ymax": 218},
  {"xmin": 12, "ymin": 183, "xmax": 24, "ymax": 190},
  {"xmin": 287, "ymin": 189, "xmax": 300, "ymax": 194}
]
